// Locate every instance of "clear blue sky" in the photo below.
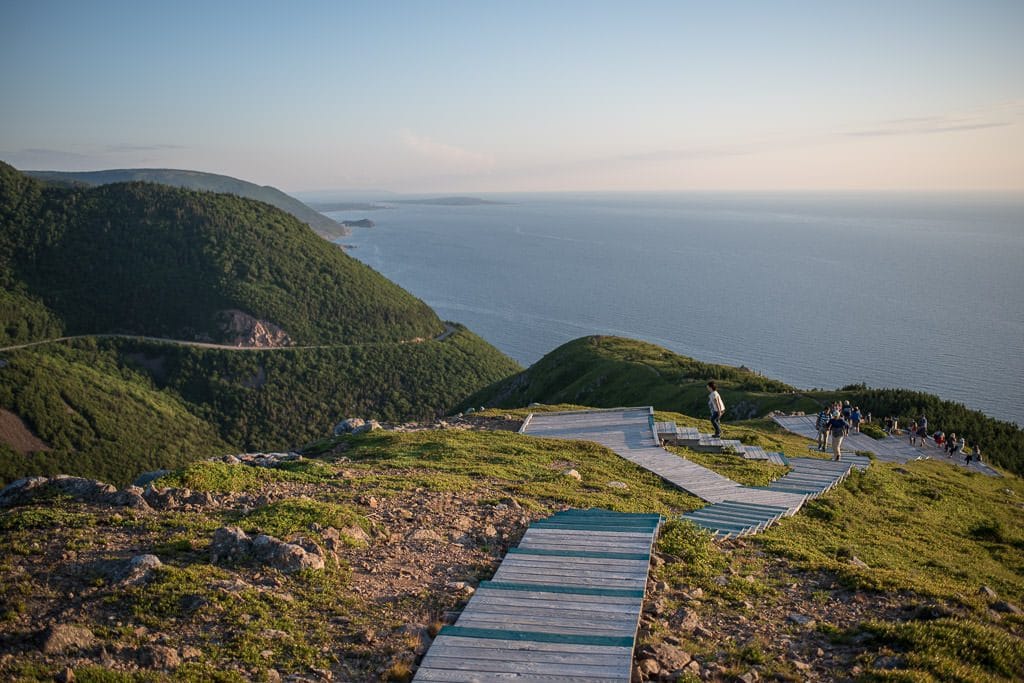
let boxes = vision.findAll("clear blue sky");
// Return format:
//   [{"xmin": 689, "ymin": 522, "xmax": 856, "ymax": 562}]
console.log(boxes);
[{"xmin": 2, "ymin": 0, "xmax": 1022, "ymax": 192}]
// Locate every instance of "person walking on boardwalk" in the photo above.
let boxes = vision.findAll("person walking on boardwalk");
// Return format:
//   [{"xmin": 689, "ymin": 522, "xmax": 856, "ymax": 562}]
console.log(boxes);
[
  {"xmin": 815, "ymin": 407, "xmax": 831, "ymax": 451},
  {"xmin": 827, "ymin": 412, "xmax": 849, "ymax": 461},
  {"xmin": 707, "ymin": 381, "xmax": 725, "ymax": 439}
]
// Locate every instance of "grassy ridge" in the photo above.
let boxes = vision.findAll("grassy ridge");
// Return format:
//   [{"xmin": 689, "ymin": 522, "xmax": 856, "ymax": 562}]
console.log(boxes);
[
  {"xmin": 0, "ymin": 328, "xmax": 520, "ymax": 486},
  {"xmin": 469, "ymin": 335, "xmax": 1024, "ymax": 476}
]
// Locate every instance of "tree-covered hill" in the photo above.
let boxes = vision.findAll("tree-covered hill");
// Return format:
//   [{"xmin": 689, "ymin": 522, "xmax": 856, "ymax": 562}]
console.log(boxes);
[
  {"xmin": 23, "ymin": 167, "xmax": 346, "ymax": 239},
  {"xmin": 467, "ymin": 335, "xmax": 1024, "ymax": 475},
  {"xmin": 0, "ymin": 161, "xmax": 442, "ymax": 346}
]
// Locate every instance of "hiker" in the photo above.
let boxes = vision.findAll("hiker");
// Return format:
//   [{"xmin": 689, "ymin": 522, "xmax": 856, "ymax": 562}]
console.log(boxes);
[
  {"xmin": 842, "ymin": 401, "xmax": 852, "ymax": 421},
  {"xmin": 815, "ymin": 407, "xmax": 831, "ymax": 451},
  {"xmin": 851, "ymin": 406, "xmax": 862, "ymax": 433},
  {"xmin": 707, "ymin": 381, "xmax": 725, "ymax": 439},
  {"xmin": 934, "ymin": 430, "xmax": 945, "ymax": 448},
  {"xmin": 827, "ymin": 412, "xmax": 849, "ymax": 461},
  {"xmin": 955, "ymin": 434, "xmax": 966, "ymax": 454},
  {"xmin": 909, "ymin": 419, "xmax": 919, "ymax": 446},
  {"xmin": 943, "ymin": 432, "xmax": 955, "ymax": 456}
]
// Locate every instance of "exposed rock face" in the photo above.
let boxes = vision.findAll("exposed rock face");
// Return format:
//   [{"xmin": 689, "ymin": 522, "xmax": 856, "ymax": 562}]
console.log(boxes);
[{"xmin": 217, "ymin": 309, "xmax": 291, "ymax": 347}]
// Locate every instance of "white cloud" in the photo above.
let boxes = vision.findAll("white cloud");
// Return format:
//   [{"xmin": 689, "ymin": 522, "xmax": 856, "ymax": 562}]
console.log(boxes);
[{"xmin": 399, "ymin": 130, "xmax": 494, "ymax": 173}]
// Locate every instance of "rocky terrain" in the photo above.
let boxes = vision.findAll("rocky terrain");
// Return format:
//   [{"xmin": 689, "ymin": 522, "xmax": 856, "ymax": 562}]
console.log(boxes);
[{"xmin": 1, "ymin": 412, "xmax": 1021, "ymax": 682}]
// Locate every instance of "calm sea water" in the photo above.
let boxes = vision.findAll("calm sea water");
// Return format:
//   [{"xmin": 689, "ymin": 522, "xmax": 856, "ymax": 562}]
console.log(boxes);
[{"xmin": 327, "ymin": 193, "xmax": 1024, "ymax": 426}]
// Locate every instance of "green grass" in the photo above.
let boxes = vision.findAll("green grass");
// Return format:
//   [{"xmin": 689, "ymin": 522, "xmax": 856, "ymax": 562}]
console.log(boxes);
[
  {"xmin": 335, "ymin": 428, "xmax": 704, "ymax": 514},
  {"xmin": 155, "ymin": 460, "xmax": 336, "ymax": 493},
  {"xmin": 240, "ymin": 498, "xmax": 368, "ymax": 538},
  {"xmin": 861, "ymin": 618, "xmax": 1024, "ymax": 681},
  {"xmin": 759, "ymin": 459, "xmax": 1024, "ymax": 606},
  {"xmin": 0, "ymin": 506, "xmax": 96, "ymax": 532}
]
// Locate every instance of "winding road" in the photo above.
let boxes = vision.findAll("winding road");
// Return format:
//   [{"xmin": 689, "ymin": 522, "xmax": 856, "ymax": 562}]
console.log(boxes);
[{"xmin": 0, "ymin": 323, "xmax": 459, "ymax": 355}]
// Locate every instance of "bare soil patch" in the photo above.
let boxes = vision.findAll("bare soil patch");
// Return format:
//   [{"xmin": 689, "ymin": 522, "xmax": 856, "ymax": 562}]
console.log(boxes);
[{"xmin": 0, "ymin": 409, "xmax": 51, "ymax": 454}]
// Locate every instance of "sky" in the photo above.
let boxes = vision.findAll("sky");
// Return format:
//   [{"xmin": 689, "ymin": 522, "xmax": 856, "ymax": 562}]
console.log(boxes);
[{"xmin": 2, "ymin": 0, "xmax": 1023, "ymax": 194}]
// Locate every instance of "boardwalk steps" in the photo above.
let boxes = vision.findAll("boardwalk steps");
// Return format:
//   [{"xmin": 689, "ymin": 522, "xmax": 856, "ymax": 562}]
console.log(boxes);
[
  {"xmin": 414, "ymin": 509, "xmax": 661, "ymax": 683},
  {"xmin": 523, "ymin": 408, "xmax": 870, "ymax": 539},
  {"xmin": 655, "ymin": 420, "xmax": 787, "ymax": 464}
]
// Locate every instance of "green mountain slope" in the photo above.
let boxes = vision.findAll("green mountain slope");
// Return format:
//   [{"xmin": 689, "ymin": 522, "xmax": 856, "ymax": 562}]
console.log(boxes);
[
  {"xmin": 24, "ymin": 167, "xmax": 346, "ymax": 238},
  {"xmin": 468, "ymin": 335, "xmax": 1024, "ymax": 475},
  {"xmin": 0, "ymin": 344, "xmax": 231, "ymax": 486},
  {"xmin": 0, "ymin": 329, "xmax": 520, "ymax": 486},
  {"xmin": 0, "ymin": 161, "xmax": 442, "ymax": 346}
]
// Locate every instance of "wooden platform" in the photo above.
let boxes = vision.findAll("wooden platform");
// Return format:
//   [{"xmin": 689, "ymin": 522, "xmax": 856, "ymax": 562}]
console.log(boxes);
[{"xmin": 414, "ymin": 509, "xmax": 660, "ymax": 682}]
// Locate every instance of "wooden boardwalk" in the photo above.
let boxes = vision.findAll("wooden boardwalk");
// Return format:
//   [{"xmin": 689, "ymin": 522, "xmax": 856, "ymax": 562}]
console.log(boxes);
[
  {"xmin": 414, "ymin": 509, "xmax": 660, "ymax": 682},
  {"xmin": 522, "ymin": 408, "xmax": 808, "ymax": 515},
  {"xmin": 772, "ymin": 415, "xmax": 1001, "ymax": 477}
]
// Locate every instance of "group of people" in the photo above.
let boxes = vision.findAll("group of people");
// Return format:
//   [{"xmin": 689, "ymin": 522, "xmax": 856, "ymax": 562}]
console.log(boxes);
[
  {"xmin": 814, "ymin": 401, "xmax": 860, "ymax": 461},
  {"xmin": 706, "ymin": 383, "xmax": 985, "ymax": 467},
  {"xmin": 868, "ymin": 412, "xmax": 984, "ymax": 466}
]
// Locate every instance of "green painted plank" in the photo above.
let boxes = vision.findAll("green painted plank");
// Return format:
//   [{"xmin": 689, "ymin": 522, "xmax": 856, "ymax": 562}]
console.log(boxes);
[
  {"xmin": 479, "ymin": 581, "xmax": 644, "ymax": 598},
  {"xmin": 508, "ymin": 547, "xmax": 651, "ymax": 561},
  {"xmin": 532, "ymin": 524, "xmax": 659, "ymax": 532},
  {"xmin": 438, "ymin": 626, "xmax": 634, "ymax": 648}
]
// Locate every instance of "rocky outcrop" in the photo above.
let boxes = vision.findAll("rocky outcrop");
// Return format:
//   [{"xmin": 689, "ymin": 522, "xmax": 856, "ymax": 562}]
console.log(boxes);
[
  {"xmin": 210, "ymin": 526, "xmax": 325, "ymax": 573},
  {"xmin": 0, "ymin": 476, "xmax": 151, "ymax": 510},
  {"xmin": 333, "ymin": 418, "xmax": 381, "ymax": 436},
  {"xmin": 217, "ymin": 309, "xmax": 291, "ymax": 348}
]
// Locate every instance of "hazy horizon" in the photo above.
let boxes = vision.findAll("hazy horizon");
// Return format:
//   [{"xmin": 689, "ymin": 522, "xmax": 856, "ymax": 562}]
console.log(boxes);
[{"xmin": 2, "ymin": 1, "xmax": 1022, "ymax": 194}]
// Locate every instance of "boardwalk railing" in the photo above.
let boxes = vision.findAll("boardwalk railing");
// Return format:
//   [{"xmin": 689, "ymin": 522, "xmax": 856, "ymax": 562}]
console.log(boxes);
[{"xmin": 414, "ymin": 508, "xmax": 661, "ymax": 682}]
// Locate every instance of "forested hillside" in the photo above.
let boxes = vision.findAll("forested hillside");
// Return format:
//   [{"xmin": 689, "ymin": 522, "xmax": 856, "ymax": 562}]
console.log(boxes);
[
  {"xmin": 0, "ymin": 329, "xmax": 519, "ymax": 486},
  {"xmin": 0, "ymin": 161, "xmax": 521, "ymax": 485},
  {"xmin": 24, "ymin": 167, "xmax": 346, "ymax": 238},
  {"xmin": 468, "ymin": 335, "xmax": 1024, "ymax": 475},
  {"xmin": 0, "ymin": 161, "xmax": 441, "ymax": 346}
]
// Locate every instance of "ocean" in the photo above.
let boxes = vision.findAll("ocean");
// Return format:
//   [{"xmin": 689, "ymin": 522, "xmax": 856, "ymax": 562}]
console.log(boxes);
[{"xmin": 326, "ymin": 193, "xmax": 1024, "ymax": 426}]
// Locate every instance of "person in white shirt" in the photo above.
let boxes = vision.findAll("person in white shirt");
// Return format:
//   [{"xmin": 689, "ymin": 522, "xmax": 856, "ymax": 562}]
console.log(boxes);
[{"xmin": 707, "ymin": 381, "xmax": 725, "ymax": 438}]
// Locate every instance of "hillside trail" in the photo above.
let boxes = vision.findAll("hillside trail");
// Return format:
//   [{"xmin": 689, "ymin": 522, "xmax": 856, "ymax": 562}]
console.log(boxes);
[
  {"xmin": 0, "ymin": 322, "xmax": 458, "ymax": 354},
  {"xmin": 520, "ymin": 407, "xmax": 871, "ymax": 539}
]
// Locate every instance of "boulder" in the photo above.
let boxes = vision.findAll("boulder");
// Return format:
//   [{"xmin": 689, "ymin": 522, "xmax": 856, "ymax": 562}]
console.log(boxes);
[
  {"xmin": 333, "ymin": 418, "xmax": 365, "ymax": 435},
  {"xmin": 0, "ymin": 475, "xmax": 122, "ymax": 508},
  {"xmin": 407, "ymin": 528, "xmax": 445, "ymax": 543},
  {"xmin": 40, "ymin": 624, "xmax": 96, "ymax": 654},
  {"xmin": 351, "ymin": 419, "xmax": 381, "ymax": 435},
  {"xmin": 606, "ymin": 481, "xmax": 629, "ymax": 489},
  {"xmin": 110, "ymin": 486, "xmax": 151, "ymax": 510},
  {"xmin": 138, "ymin": 644, "xmax": 181, "ymax": 670},
  {"xmin": 562, "ymin": 468, "xmax": 582, "ymax": 481},
  {"xmin": 251, "ymin": 534, "xmax": 324, "ymax": 572},
  {"xmin": 118, "ymin": 554, "xmax": 163, "ymax": 586},
  {"xmin": 0, "ymin": 476, "xmax": 50, "ymax": 507},
  {"xmin": 210, "ymin": 526, "xmax": 253, "ymax": 563}
]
